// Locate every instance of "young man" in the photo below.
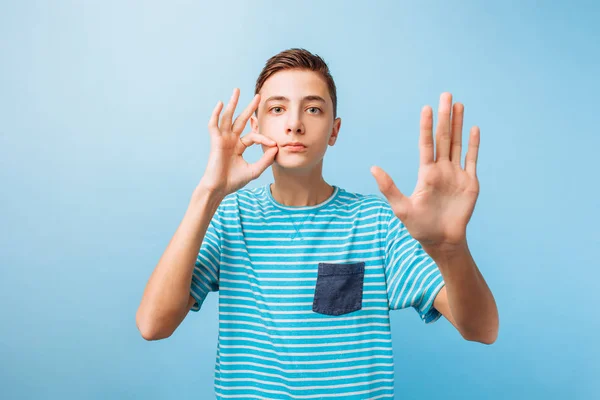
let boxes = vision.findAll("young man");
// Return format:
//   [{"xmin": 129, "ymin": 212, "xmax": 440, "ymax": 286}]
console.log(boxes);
[{"xmin": 136, "ymin": 48, "xmax": 499, "ymax": 399}]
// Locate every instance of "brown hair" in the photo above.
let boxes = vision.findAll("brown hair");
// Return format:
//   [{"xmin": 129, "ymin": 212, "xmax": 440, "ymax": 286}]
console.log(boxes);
[{"xmin": 254, "ymin": 48, "xmax": 338, "ymax": 119}]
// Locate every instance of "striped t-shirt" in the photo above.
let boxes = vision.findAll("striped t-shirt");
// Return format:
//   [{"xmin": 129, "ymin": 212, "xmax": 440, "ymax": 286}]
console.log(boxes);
[{"xmin": 189, "ymin": 183, "xmax": 446, "ymax": 399}]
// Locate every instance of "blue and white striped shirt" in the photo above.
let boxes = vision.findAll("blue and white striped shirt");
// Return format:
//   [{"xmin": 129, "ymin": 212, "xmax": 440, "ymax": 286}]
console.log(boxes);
[{"xmin": 189, "ymin": 183, "xmax": 446, "ymax": 399}]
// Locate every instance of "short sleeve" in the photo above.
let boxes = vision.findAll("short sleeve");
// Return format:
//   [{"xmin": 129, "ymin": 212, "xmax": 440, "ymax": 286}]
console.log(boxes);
[
  {"xmin": 189, "ymin": 205, "xmax": 223, "ymax": 312},
  {"xmin": 382, "ymin": 207, "xmax": 446, "ymax": 324}
]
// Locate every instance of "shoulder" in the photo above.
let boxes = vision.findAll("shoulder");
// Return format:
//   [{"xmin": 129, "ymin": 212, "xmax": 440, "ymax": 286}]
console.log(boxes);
[
  {"xmin": 219, "ymin": 185, "xmax": 268, "ymax": 215},
  {"xmin": 235, "ymin": 185, "xmax": 265, "ymax": 204},
  {"xmin": 334, "ymin": 188, "xmax": 398, "ymax": 235},
  {"xmin": 214, "ymin": 191, "xmax": 240, "ymax": 212},
  {"xmin": 336, "ymin": 187, "xmax": 393, "ymax": 215}
]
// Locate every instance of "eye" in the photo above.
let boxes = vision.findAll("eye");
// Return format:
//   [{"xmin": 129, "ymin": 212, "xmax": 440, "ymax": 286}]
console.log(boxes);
[
  {"xmin": 307, "ymin": 107, "xmax": 322, "ymax": 114},
  {"xmin": 270, "ymin": 106, "xmax": 284, "ymax": 114}
]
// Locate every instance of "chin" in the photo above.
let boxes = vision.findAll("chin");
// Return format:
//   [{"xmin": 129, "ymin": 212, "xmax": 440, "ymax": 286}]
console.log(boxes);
[{"xmin": 273, "ymin": 156, "xmax": 315, "ymax": 171}]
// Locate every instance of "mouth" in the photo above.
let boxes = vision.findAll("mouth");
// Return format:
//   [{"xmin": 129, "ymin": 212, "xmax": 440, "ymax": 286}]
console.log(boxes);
[
  {"xmin": 283, "ymin": 143, "xmax": 307, "ymax": 152},
  {"xmin": 283, "ymin": 142, "xmax": 306, "ymax": 148}
]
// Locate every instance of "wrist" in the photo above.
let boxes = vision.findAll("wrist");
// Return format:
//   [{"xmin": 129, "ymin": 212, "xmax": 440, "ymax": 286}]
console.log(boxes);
[
  {"xmin": 191, "ymin": 183, "xmax": 226, "ymax": 206},
  {"xmin": 422, "ymin": 240, "xmax": 470, "ymax": 260}
]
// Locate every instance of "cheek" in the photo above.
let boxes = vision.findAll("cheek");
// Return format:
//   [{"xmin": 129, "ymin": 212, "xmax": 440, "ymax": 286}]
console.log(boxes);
[
  {"xmin": 257, "ymin": 122, "xmax": 279, "ymax": 139},
  {"xmin": 261, "ymin": 129, "xmax": 285, "ymax": 145}
]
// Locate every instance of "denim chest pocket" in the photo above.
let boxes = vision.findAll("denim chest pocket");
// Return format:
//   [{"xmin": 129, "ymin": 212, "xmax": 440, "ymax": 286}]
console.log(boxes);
[{"xmin": 312, "ymin": 261, "xmax": 365, "ymax": 316}]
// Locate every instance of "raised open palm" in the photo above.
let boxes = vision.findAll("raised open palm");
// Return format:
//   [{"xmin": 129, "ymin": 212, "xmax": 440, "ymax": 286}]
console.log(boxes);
[{"xmin": 371, "ymin": 92, "xmax": 480, "ymax": 250}]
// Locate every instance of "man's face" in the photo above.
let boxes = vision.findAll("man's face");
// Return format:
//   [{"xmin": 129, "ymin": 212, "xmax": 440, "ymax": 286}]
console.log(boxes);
[{"xmin": 250, "ymin": 69, "xmax": 341, "ymax": 171}]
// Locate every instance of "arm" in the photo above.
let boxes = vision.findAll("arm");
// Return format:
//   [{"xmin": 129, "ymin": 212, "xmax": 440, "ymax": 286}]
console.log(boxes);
[
  {"xmin": 429, "ymin": 243, "xmax": 498, "ymax": 344},
  {"xmin": 135, "ymin": 185, "xmax": 224, "ymax": 341},
  {"xmin": 136, "ymin": 88, "xmax": 278, "ymax": 341},
  {"xmin": 372, "ymin": 92, "xmax": 499, "ymax": 344}
]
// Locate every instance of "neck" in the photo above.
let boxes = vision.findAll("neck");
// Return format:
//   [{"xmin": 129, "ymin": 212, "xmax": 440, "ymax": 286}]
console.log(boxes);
[{"xmin": 270, "ymin": 162, "xmax": 333, "ymax": 207}]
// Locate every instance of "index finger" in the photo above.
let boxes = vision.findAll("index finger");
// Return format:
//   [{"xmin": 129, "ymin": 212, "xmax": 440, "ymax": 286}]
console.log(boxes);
[{"xmin": 232, "ymin": 94, "xmax": 261, "ymax": 135}]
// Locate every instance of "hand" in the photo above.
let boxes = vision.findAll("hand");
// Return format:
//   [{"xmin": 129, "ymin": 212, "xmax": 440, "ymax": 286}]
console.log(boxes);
[
  {"xmin": 371, "ymin": 92, "xmax": 480, "ymax": 252},
  {"xmin": 199, "ymin": 88, "xmax": 279, "ymax": 196}
]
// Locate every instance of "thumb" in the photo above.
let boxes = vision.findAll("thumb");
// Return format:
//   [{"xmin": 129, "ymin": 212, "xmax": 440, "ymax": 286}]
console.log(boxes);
[
  {"xmin": 249, "ymin": 146, "xmax": 278, "ymax": 179},
  {"xmin": 370, "ymin": 165, "xmax": 409, "ymax": 218}
]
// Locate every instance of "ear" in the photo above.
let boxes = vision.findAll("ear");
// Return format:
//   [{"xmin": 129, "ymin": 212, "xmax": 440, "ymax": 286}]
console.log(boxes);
[
  {"xmin": 329, "ymin": 117, "xmax": 342, "ymax": 146},
  {"xmin": 250, "ymin": 114, "xmax": 258, "ymax": 134}
]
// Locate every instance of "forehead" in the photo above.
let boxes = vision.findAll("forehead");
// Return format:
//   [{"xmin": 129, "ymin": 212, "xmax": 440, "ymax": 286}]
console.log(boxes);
[{"xmin": 259, "ymin": 69, "xmax": 329, "ymax": 100}]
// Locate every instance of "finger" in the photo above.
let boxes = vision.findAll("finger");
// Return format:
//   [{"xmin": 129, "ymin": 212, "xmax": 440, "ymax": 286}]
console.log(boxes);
[
  {"xmin": 208, "ymin": 100, "xmax": 224, "ymax": 135},
  {"xmin": 249, "ymin": 146, "xmax": 279, "ymax": 179},
  {"xmin": 465, "ymin": 126, "xmax": 480, "ymax": 177},
  {"xmin": 236, "ymin": 132, "xmax": 277, "ymax": 155},
  {"xmin": 220, "ymin": 88, "xmax": 240, "ymax": 133},
  {"xmin": 450, "ymin": 102, "xmax": 464, "ymax": 166},
  {"xmin": 419, "ymin": 105, "xmax": 434, "ymax": 166},
  {"xmin": 232, "ymin": 94, "xmax": 261, "ymax": 136},
  {"xmin": 370, "ymin": 166, "xmax": 409, "ymax": 220},
  {"xmin": 435, "ymin": 92, "xmax": 452, "ymax": 161}
]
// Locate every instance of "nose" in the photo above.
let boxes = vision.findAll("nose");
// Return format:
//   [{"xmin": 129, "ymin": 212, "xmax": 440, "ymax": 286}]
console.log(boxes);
[{"xmin": 286, "ymin": 113, "xmax": 305, "ymax": 135}]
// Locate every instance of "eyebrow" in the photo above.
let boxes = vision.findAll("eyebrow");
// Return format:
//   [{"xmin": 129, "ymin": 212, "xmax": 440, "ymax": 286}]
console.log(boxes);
[{"xmin": 264, "ymin": 95, "xmax": 327, "ymax": 104}]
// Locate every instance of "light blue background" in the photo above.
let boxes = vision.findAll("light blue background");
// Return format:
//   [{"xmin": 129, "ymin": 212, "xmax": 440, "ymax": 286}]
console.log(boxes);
[{"xmin": 1, "ymin": 1, "xmax": 598, "ymax": 399}]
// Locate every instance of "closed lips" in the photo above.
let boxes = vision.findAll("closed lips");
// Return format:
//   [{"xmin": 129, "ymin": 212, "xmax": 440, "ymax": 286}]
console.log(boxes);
[{"xmin": 284, "ymin": 143, "xmax": 306, "ymax": 147}]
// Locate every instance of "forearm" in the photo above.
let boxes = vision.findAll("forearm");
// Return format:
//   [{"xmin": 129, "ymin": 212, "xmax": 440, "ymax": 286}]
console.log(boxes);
[
  {"xmin": 425, "ymin": 242, "xmax": 499, "ymax": 343},
  {"xmin": 136, "ymin": 185, "xmax": 224, "ymax": 339}
]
